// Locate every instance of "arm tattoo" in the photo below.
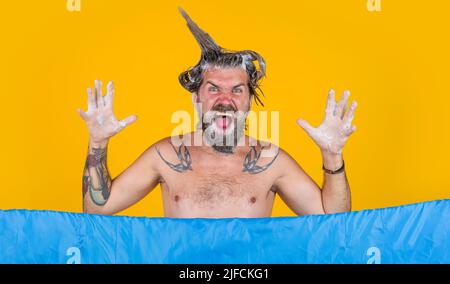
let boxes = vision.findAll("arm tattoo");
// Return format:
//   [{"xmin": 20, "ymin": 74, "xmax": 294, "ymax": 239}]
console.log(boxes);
[
  {"xmin": 243, "ymin": 145, "xmax": 280, "ymax": 174},
  {"xmin": 156, "ymin": 143, "xmax": 193, "ymax": 173},
  {"xmin": 82, "ymin": 147, "xmax": 112, "ymax": 206}
]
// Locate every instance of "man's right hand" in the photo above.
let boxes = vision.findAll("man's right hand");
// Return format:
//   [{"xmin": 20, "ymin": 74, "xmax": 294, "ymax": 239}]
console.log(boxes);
[{"xmin": 77, "ymin": 80, "xmax": 137, "ymax": 146}]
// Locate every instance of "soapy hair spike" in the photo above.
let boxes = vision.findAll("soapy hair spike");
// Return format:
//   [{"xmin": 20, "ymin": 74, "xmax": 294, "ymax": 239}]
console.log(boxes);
[{"xmin": 178, "ymin": 7, "xmax": 267, "ymax": 106}]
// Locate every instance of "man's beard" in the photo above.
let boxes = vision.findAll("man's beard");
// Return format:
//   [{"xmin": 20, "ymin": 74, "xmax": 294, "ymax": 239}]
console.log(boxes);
[{"xmin": 201, "ymin": 104, "xmax": 247, "ymax": 154}]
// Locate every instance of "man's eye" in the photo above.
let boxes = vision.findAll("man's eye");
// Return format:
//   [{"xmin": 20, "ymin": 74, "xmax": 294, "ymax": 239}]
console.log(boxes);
[
  {"xmin": 233, "ymin": 88, "xmax": 243, "ymax": 93},
  {"xmin": 209, "ymin": 87, "xmax": 218, "ymax": 92}
]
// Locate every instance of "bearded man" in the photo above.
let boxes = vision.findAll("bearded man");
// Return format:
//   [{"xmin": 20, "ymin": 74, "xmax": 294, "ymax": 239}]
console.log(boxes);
[{"xmin": 77, "ymin": 8, "xmax": 358, "ymax": 218}]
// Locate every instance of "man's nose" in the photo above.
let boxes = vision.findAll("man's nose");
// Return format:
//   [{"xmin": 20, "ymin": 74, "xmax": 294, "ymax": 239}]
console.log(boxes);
[{"xmin": 216, "ymin": 91, "xmax": 233, "ymax": 105}]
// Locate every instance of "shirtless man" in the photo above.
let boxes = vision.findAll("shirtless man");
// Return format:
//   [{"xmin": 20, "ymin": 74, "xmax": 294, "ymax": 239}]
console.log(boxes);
[{"xmin": 76, "ymin": 9, "xmax": 357, "ymax": 218}]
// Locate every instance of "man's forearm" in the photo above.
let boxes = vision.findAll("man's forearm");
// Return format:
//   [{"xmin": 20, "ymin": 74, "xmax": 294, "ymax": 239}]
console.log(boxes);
[
  {"xmin": 320, "ymin": 151, "xmax": 351, "ymax": 213},
  {"xmin": 82, "ymin": 140, "xmax": 112, "ymax": 211}
]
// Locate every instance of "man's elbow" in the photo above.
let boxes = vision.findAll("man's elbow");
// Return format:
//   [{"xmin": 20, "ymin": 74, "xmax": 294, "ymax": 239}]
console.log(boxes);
[{"xmin": 83, "ymin": 202, "xmax": 111, "ymax": 215}]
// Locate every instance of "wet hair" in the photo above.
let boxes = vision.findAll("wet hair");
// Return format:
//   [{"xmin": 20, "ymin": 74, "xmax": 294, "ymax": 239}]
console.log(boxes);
[{"xmin": 178, "ymin": 7, "xmax": 266, "ymax": 106}]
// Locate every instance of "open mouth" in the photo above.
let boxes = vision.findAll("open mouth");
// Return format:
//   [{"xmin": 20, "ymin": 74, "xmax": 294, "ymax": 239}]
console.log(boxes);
[{"xmin": 214, "ymin": 112, "xmax": 234, "ymax": 130}]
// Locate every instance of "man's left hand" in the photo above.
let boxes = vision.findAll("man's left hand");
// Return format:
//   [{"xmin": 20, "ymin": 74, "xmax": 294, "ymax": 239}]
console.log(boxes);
[{"xmin": 297, "ymin": 89, "xmax": 358, "ymax": 155}]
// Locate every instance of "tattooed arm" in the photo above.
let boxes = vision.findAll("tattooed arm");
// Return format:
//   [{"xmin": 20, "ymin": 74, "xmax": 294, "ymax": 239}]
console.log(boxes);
[
  {"xmin": 82, "ymin": 140, "xmax": 161, "ymax": 215},
  {"xmin": 78, "ymin": 79, "xmax": 162, "ymax": 215},
  {"xmin": 82, "ymin": 140, "xmax": 112, "ymax": 211}
]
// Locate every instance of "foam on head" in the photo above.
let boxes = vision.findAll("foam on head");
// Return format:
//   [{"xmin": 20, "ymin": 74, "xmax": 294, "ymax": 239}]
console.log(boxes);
[{"xmin": 178, "ymin": 7, "xmax": 266, "ymax": 106}]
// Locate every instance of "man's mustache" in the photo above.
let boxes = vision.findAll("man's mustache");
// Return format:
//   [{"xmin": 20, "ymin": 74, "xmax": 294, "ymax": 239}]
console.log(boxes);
[{"xmin": 210, "ymin": 104, "xmax": 237, "ymax": 113}]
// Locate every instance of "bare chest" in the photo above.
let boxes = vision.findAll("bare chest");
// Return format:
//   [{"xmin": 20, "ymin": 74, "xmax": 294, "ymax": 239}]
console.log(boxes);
[
  {"xmin": 160, "ymin": 167, "xmax": 275, "ymax": 209},
  {"xmin": 156, "ymin": 143, "xmax": 279, "ymax": 215}
]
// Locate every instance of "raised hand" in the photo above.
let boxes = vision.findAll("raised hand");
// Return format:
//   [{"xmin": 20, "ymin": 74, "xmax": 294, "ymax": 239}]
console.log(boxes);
[
  {"xmin": 77, "ymin": 80, "xmax": 137, "ymax": 145},
  {"xmin": 297, "ymin": 89, "xmax": 357, "ymax": 155}
]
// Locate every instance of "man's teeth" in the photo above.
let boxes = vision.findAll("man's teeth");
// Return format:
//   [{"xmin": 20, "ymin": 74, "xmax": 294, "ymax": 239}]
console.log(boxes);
[{"xmin": 215, "ymin": 112, "xmax": 233, "ymax": 117}]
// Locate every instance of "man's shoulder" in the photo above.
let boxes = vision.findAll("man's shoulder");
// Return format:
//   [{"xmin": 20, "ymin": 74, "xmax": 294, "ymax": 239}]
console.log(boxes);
[
  {"xmin": 144, "ymin": 134, "xmax": 196, "ymax": 160},
  {"xmin": 247, "ymin": 138, "xmax": 300, "ymax": 169},
  {"xmin": 145, "ymin": 136, "xmax": 179, "ymax": 156},
  {"xmin": 245, "ymin": 137, "xmax": 285, "ymax": 158}
]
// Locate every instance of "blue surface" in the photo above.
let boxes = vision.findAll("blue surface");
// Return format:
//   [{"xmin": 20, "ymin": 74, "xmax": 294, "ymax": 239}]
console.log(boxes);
[{"xmin": 0, "ymin": 199, "xmax": 448, "ymax": 264}]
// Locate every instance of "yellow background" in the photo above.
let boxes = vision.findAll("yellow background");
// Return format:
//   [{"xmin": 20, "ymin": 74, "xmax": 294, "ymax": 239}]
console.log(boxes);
[{"xmin": 0, "ymin": 0, "xmax": 449, "ymax": 217}]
